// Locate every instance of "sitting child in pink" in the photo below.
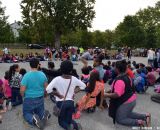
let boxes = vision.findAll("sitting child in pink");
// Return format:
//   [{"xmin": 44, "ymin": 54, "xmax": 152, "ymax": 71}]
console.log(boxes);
[
  {"xmin": 2, "ymin": 71, "xmax": 12, "ymax": 99},
  {"xmin": 146, "ymin": 67, "xmax": 156, "ymax": 86}
]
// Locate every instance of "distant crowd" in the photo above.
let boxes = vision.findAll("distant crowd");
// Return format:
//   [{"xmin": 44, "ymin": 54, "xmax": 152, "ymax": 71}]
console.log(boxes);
[{"xmin": 0, "ymin": 47, "xmax": 154, "ymax": 63}]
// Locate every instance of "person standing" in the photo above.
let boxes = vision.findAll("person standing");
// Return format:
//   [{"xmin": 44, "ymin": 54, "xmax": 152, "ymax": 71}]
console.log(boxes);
[
  {"xmin": 21, "ymin": 58, "xmax": 50, "ymax": 130},
  {"xmin": 147, "ymin": 48, "xmax": 155, "ymax": 67},
  {"xmin": 127, "ymin": 47, "xmax": 132, "ymax": 60}
]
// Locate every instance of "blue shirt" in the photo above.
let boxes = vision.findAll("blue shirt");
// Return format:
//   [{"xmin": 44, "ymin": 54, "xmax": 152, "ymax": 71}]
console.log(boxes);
[{"xmin": 21, "ymin": 71, "xmax": 48, "ymax": 98}]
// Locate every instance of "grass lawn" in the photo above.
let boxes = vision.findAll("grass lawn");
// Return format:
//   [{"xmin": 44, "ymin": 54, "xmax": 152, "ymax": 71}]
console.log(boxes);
[
  {"xmin": 0, "ymin": 48, "xmax": 44, "ymax": 56},
  {"xmin": 0, "ymin": 48, "xmax": 118, "ymax": 56}
]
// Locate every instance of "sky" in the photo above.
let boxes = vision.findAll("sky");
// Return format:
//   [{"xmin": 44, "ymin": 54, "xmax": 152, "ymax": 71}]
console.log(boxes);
[{"xmin": 1, "ymin": 0, "xmax": 158, "ymax": 31}]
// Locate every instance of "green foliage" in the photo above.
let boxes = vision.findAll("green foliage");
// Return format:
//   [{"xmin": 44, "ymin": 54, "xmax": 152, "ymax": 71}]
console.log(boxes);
[
  {"xmin": 115, "ymin": 15, "xmax": 145, "ymax": 47},
  {"xmin": 20, "ymin": 0, "xmax": 96, "ymax": 48},
  {"xmin": 19, "ymin": 0, "xmax": 160, "ymax": 49},
  {"xmin": 0, "ymin": 2, "xmax": 14, "ymax": 43}
]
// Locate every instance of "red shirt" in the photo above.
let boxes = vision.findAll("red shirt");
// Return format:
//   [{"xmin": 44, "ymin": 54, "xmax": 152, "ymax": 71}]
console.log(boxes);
[{"xmin": 127, "ymin": 68, "xmax": 134, "ymax": 79}]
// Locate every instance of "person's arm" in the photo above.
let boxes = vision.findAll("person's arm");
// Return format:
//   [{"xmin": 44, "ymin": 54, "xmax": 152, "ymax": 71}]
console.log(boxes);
[
  {"xmin": 99, "ymin": 88, "xmax": 104, "ymax": 109},
  {"xmin": 20, "ymin": 86, "xmax": 26, "ymax": 97},
  {"xmin": 46, "ymin": 81, "xmax": 54, "ymax": 94},
  {"xmin": 81, "ymin": 58, "xmax": 88, "ymax": 67},
  {"xmin": 105, "ymin": 80, "xmax": 125, "ymax": 99},
  {"xmin": 104, "ymin": 92, "xmax": 119, "ymax": 99},
  {"xmin": 84, "ymin": 93, "xmax": 91, "ymax": 107},
  {"xmin": 75, "ymin": 77, "xmax": 86, "ymax": 90},
  {"xmin": 44, "ymin": 82, "xmax": 48, "ymax": 89}
]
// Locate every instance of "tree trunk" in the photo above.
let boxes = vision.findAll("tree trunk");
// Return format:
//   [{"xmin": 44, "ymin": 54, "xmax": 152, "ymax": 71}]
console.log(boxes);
[{"xmin": 54, "ymin": 31, "xmax": 61, "ymax": 49}]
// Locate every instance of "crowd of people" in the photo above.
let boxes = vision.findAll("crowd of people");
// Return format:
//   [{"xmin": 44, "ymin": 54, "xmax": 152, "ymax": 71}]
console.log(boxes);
[
  {"xmin": 0, "ymin": 47, "xmax": 155, "ymax": 63},
  {"xmin": 0, "ymin": 47, "xmax": 160, "ymax": 130}
]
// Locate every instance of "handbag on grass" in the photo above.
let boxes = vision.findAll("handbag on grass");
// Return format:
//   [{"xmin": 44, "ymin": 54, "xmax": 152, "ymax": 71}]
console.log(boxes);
[{"xmin": 53, "ymin": 77, "xmax": 72, "ymax": 117}]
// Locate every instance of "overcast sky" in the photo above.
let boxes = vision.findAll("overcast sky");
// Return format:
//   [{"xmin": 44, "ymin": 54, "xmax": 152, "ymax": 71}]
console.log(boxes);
[{"xmin": 1, "ymin": 0, "xmax": 158, "ymax": 31}]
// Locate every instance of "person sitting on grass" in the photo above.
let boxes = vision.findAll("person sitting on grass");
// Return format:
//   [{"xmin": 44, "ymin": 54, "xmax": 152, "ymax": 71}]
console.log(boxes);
[{"xmin": 146, "ymin": 66, "xmax": 156, "ymax": 86}]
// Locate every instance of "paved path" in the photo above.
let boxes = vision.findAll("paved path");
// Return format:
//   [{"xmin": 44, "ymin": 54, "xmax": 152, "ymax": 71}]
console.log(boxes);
[{"xmin": 0, "ymin": 57, "xmax": 160, "ymax": 130}]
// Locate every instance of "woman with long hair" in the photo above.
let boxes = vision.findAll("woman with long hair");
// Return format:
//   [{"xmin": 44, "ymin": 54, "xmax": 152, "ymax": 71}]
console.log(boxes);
[
  {"xmin": 8, "ymin": 64, "xmax": 22, "ymax": 107},
  {"xmin": 76, "ymin": 71, "xmax": 104, "ymax": 112}
]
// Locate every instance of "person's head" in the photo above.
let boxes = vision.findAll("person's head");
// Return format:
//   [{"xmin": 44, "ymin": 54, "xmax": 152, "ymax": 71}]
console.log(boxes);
[
  {"xmin": 108, "ymin": 61, "xmax": 111, "ymax": 66},
  {"xmin": 93, "ymin": 57, "xmax": 102, "ymax": 67},
  {"xmin": 8, "ymin": 64, "xmax": 20, "ymax": 80},
  {"xmin": 115, "ymin": 60, "xmax": 127, "ymax": 74},
  {"xmin": 127, "ymin": 64, "xmax": 131, "ymax": 69},
  {"xmin": 81, "ymin": 67, "xmax": 90, "ymax": 75},
  {"xmin": 132, "ymin": 61, "xmax": 136, "ymax": 67},
  {"xmin": 48, "ymin": 62, "xmax": 55, "ymax": 70},
  {"xmin": 60, "ymin": 60, "xmax": 73, "ymax": 75},
  {"xmin": 29, "ymin": 58, "xmax": 40, "ymax": 69},
  {"xmin": 19, "ymin": 68, "xmax": 27, "ymax": 76},
  {"xmin": 135, "ymin": 64, "xmax": 140, "ymax": 69},
  {"xmin": 127, "ymin": 61, "xmax": 131, "ymax": 65},
  {"xmin": 4, "ymin": 71, "xmax": 9, "ymax": 80},
  {"xmin": 139, "ymin": 63, "xmax": 145, "ymax": 68},
  {"xmin": 136, "ymin": 69, "xmax": 141, "ymax": 74},
  {"xmin": 146, "ymin": 66, "xmax": 152, "ymax": 72},
  {"xmin": 87, "ymin": 71, "xmax": 100, "ymax": 93}
]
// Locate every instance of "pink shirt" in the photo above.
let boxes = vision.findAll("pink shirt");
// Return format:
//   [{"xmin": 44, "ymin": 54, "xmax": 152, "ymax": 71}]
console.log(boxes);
[
  {"xmin": 112, "ymin": 80, "xmax": 136, "ymax": 104},
  {"xmin": 2, "ymin": 79, "xmax": 12, "ymax": 98},
  {"xmin": 147, "ymin": 72, "xmax": 156, "ymax": 86}
]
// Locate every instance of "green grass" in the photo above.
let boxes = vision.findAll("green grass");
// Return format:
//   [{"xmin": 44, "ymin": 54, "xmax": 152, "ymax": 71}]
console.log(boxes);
[{"xmin": 0, "ymin": 49, "xmax": 44, "ymax": 56}]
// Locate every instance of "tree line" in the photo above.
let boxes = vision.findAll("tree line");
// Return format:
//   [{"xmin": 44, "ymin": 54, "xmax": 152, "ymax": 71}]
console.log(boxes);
[{"xmin": 0, "ymin": 1, "xmax": 160, "ymax": 49}]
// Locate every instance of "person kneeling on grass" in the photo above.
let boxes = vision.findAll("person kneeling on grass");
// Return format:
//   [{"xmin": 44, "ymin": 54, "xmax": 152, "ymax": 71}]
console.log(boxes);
[{"xmin": 20, "ymin": 58, "xmax": 51, "ymax": 130}]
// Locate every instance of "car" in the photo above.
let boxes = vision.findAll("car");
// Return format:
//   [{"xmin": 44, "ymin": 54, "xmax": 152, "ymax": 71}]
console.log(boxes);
[{"xmin": 27, "ymin": 44, "xmax": 45, "ymax": 49}]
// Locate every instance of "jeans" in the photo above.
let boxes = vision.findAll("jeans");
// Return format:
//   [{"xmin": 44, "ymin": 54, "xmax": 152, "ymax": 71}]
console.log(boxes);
[
  {"xmin": 57, "ymin": 100, "xmax": 78, "ymax": 130},
  {"xmin": 11, "ymin": 88, "xmax": 23, "ymax": 106},
  {"xmin": 23, "ymin": 96, "xmax": 45, "ymax": 125},
  {"xmin": 116, "ymin": 100, "xmax": 146, "ymax": 126}
]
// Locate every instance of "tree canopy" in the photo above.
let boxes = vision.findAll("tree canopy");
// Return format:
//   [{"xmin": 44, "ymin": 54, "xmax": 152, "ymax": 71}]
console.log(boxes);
[
  {"xmin": 0, "ymin": 2, "xmax": 14, "ymax": 43},
  {"xmin": 20, "ymin": 0, "xmax": 95, "ymax": 48}
]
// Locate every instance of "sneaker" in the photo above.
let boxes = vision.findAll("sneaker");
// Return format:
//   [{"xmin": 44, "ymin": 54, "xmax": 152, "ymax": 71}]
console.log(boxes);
[
  {"xmin": 77, "ymin": 123, "xmax": 82, "ymax": 130},
  {"xmin": 67, "ymin": 124, "xmax": 74, "ymax": 130},
  {"xmin": 8, "ymin": 102, "xmax": 12, "ymax": 111},
  {"xmin": 33, "ymin": 115, "xmax": 44, "ymax": 130}
]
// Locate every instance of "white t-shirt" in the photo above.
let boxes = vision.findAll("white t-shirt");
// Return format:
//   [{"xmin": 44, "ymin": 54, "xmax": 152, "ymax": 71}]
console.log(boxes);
[
  {"xmin": 148, "ymin": 50, "xmax": 155, "ymax": 60},
  {"xmin": 3, "ymin": 48, "xmax": 9, "ymax": 54},
  {"xmin": 46, "ymin": 76, "xmax": 86, "ymax": 101}
]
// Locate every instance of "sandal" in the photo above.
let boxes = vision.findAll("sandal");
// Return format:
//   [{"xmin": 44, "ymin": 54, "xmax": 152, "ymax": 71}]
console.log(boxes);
[{"xmin": 146, "ymin": 113, "xmax": 151, "ymax": 127}]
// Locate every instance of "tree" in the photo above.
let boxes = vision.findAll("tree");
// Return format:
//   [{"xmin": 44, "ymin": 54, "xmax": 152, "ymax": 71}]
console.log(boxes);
[
  {"xmin": 0, "ymin": 2, "xmax": 14, "ymax": 43},
  {"xmin": 145, "ymin": 24, "xmax": 157, "ymax": 48},
  {"xmin": 21, "ymin": 0, "xmax": 95, "ymax": 49},
  {"xmin": 115, "ymin": 15, "xmax": 145, "ymax": 47}
]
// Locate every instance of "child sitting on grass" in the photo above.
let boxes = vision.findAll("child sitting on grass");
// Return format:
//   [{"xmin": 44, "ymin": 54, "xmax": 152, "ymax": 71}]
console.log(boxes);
[
  {"xmin": 0, "ymin": 79, "xmax": 7, "ymax": 124},
  {"xmin": 146, "ymin": 66, "xmax": 156, "ymax": 86}
]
